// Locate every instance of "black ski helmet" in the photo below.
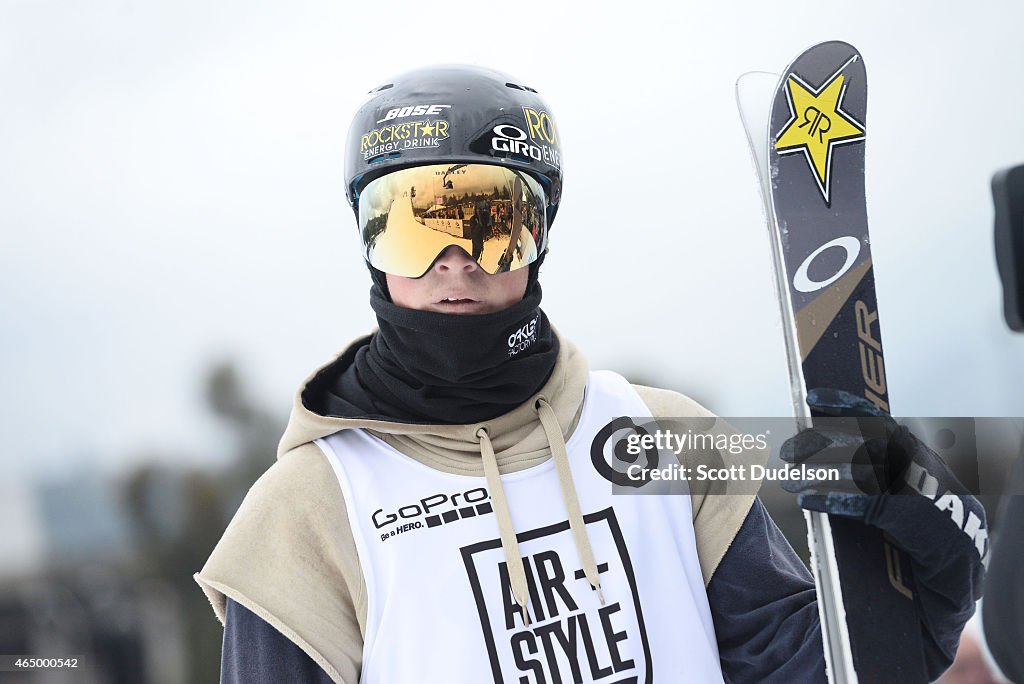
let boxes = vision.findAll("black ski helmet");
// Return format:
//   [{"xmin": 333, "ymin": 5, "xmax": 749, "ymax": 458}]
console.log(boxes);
[{"xmin": 344, "ymin": 65, "xmax": 563, "ymax": 233}]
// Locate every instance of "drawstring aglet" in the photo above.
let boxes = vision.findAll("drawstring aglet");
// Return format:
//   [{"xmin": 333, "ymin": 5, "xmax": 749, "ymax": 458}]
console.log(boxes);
[
  {"xmin": 520, "ymin": 601, "xmax": 531, "ymax": 627},
  {"xmin": 595, "ymin": 583, "xmax": 606, "ymax": 606}
]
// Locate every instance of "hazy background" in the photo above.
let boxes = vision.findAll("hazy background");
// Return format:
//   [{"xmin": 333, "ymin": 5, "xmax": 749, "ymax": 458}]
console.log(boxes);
[{"xmin": 2, "ymin": 0, "xmax": 1021, "ymax": 681}]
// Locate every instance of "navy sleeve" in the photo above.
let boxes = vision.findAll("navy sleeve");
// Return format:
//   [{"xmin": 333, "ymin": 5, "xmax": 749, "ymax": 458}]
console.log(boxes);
[
  {"xmin": 706, "ymin": 498, "xmax": 826, "ymax": 683},
  {"xmin": 221, "ymin": 597, "xmax": 338, "ymax": 684},
  {"xmin": 709, "ymin": 498, "xmax": 982, "ymax": 683}
]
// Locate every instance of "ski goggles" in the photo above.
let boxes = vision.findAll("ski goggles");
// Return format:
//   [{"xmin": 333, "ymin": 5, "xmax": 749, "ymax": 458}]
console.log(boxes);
[{"xmin": 356, "ymin": 163, "xmax": 548, "ymax": 278}]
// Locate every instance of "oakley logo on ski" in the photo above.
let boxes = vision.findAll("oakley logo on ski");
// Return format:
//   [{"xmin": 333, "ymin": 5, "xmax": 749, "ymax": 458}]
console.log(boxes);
[
  {"xmin": 791, "ymin": 234, "xmax": 890, "ymax": 413},
  {"xmin": 376, "ymin": 104, "xmax": 451, "ymax": 123},
  {"xmin": 372, "ymin": 487, "xmax": 492, "ymax": 542},
  {"xmin": 793, "ymin": 235, "xmax": 861, "ymax": 293},
  {"xmin": 774, "ymin": 55, "xmax": 865, "ymax": 205}
]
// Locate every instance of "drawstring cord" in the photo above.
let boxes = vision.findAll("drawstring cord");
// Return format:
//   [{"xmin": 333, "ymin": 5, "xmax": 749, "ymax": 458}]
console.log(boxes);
[
  {"xmin": 477, "ymin": 426, "xmax": 532, "ymax": 627},
  {"xmin": 475, "ymin": 397, "xmax": 604, "ymax": 630},
  {"xmin": 536, "ymin": 398, "xmax": 605, "ymax": 606}
]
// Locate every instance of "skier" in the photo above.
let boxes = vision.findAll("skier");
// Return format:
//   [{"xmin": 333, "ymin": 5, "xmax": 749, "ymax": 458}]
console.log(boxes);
[
  {"xmin": 195, "ymin": 65, "xmax": 984, "ymax": 683},
  {"xmin": 469, "ymin": 198, "xmax": 489, "ymax": 262}
]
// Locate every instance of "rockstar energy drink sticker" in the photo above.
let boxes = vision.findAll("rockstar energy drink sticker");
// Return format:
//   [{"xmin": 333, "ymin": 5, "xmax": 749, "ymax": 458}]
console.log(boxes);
[
  {"xmin": 522, "ymin": 106, "xmax": 558, "ymax": 146},
  {"xmin": 774, "ymin": 55, "xmax": 865, "ymax": 204},
  {"xmin": 361, "ymin": 119, "xmax": 451, "ymax": 160}
]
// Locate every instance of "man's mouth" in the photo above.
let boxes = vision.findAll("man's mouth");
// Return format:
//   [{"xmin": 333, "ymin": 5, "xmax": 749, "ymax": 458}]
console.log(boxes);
[
  {"xmin": 438, "ymin": 296, "xmax": 478, "ymax": 304},
  {"xmin": 434, "ymin": 295, "xmax": 486, "ymax": 314}
]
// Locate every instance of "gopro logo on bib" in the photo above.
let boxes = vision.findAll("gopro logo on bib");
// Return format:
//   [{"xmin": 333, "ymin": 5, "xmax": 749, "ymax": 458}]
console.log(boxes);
[
  {"xmin": 377, "ymin": 104, "xmax": 451, "ymax": 123},
  {"xmin": 507, "ymin": 316, "xmax": 539, "ymax": 358}
]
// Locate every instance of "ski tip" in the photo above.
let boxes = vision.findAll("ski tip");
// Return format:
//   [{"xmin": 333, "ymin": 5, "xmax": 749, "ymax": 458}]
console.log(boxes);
[
  {"xmin": 735, "ymin": 72, "xmax": 781, "ymax": 122},
  {"xmin": 735, "ymin": 72, "xmax": 781, "ymax": 102},
  {"xmin": 780, "ymin": 40, "xmax": 865, "ymax": 79},
  {"xmin": 735, "ymin": 71, "xmax": 781, "ymax": 106},
  {"xmin": 800, "ymin": 39, "xmax": 862, "ymax": 55},
  {"xmin": 736, "ymin": 70, "xmax": 781, "ymax": 85}
]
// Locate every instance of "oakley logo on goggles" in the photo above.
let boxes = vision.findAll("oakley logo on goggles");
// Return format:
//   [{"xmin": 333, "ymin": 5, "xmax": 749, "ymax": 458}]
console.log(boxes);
[{"xmin": 358, "ymin": 163, "xmax": 547, "ymax": 278}]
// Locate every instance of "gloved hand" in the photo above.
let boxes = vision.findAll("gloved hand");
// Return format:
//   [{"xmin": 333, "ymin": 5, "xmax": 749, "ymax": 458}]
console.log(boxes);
[{"xmin": 779, "ymin": 388, "xmax": 987, "ymax": 673}]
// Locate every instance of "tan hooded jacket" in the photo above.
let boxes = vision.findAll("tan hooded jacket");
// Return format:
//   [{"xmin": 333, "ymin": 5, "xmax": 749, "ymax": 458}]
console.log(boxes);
[{"xmin": 194, "ymin": 332, "xmax": 760, "ymax": 684}]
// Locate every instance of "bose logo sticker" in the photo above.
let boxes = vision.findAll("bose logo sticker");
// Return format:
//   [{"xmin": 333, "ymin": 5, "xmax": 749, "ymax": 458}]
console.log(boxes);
[{"xmin": 377, "ymin": 104, "xmax": 451, "ymax": 123}]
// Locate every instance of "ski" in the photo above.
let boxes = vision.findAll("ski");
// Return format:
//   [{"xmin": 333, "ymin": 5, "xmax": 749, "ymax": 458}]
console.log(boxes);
[{"xmin": 736, "ymin": 42, "xmax": 927, "ymax": 683}]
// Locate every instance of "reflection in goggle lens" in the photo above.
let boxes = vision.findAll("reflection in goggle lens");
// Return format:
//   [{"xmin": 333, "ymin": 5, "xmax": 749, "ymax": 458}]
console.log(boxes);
[{"xmin": 358, "ymin": 164, "xmax": 548, "ymax": 277}]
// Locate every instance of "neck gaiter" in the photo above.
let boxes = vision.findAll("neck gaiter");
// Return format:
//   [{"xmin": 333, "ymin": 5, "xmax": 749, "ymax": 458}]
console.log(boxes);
[{"xmin": 310, "ymin": 279, "xmax": 559, "ymax": 424}]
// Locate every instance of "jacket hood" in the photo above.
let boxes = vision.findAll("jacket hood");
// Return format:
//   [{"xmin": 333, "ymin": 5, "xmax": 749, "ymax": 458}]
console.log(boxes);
[
  {"xmin": 277, "ymin": 328, "xmax": 589, "ymax": 468},
  {"xmin": 278, "ymin": 327, "xmax": 599, "ymax": 624}
]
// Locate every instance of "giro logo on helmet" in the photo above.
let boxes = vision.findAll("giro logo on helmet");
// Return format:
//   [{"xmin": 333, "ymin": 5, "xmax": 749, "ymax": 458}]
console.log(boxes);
[
  {"xmin": 491, "ymin": 124, "xmax": 562, "ymax": 169},
  {"xmin": 377, "ymin": 104, "xmax": 452, "ymax": 123}
]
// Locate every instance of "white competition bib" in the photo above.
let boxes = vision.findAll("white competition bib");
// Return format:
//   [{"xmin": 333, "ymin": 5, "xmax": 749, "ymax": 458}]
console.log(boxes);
[{"xmin": 316, "ymin": 370, "xmax": 724, "ymax": 683}]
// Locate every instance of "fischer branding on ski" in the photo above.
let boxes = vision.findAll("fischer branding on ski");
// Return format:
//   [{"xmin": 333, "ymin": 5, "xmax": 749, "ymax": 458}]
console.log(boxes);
[{"xmin": 737, "ymin": 42, "xmax": 929, "ymax": 683}]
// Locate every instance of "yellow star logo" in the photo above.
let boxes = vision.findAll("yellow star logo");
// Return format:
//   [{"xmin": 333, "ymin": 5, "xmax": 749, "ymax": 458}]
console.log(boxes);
[
  {"xmin": 420, "ymin": 121, "xmax": 435, "ymax": 136},
  {"xmin": 774, "ymin": 58, "xmax": 865, "ymax": 204}
]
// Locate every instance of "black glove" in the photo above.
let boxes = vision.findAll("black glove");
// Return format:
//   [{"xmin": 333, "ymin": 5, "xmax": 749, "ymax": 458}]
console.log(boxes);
[{"xmin": 780, "ymin": 388, "xmax": 988, "ymax": 672}]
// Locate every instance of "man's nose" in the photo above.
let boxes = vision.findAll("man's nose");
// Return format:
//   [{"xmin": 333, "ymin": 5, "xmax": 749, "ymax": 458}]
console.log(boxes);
[{"xmin": 433, "ymin": 245, "xmax": 478, "ymax": 273}]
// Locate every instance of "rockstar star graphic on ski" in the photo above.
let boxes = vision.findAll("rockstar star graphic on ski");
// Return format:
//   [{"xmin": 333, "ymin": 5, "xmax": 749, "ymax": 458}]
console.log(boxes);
[
  {"xmin": 737, "ymin": 41, "xmax": 928, "ymax": 684},
  {"xmin": 774, "ymin": 57, "xmax": 866, "ymax": 205}
]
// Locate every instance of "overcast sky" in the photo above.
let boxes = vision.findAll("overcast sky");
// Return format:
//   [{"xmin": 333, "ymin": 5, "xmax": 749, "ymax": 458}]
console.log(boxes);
[{"xmin": 3, "ymin": 0, "xmax": 1024, "ymax": 487}]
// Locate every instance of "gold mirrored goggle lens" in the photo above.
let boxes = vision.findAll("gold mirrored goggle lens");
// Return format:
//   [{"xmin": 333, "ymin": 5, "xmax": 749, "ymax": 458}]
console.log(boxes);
[{"xmin": 357, "ymin": 163, "xmax": 548, "ymax": 278}]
